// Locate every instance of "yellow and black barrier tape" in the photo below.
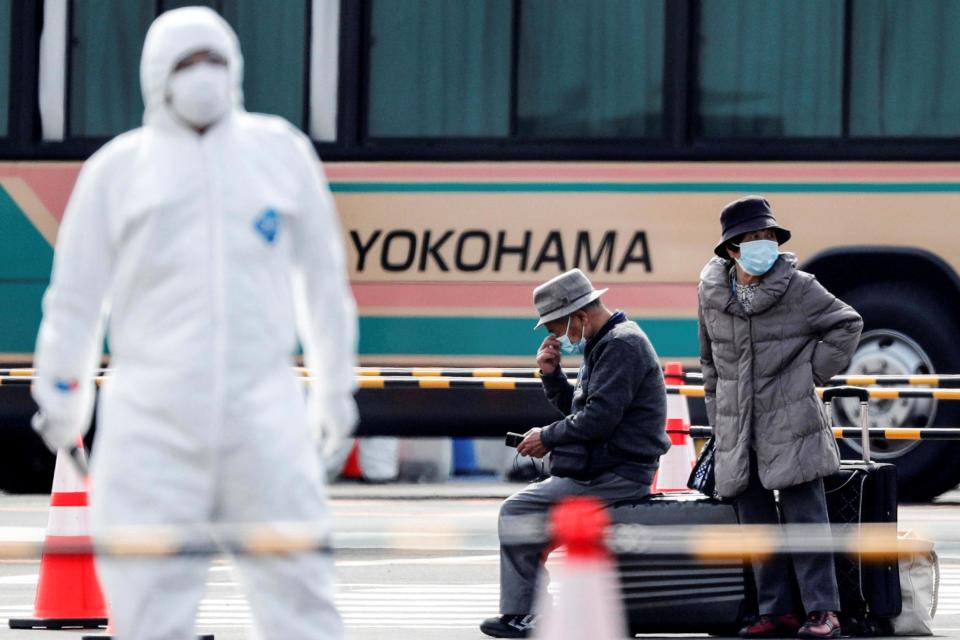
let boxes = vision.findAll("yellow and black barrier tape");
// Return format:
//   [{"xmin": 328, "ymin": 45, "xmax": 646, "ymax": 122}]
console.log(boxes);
[
  {"xmin": 357, "ymin": 366, "xmax": 541, "ymax": 379},
  {"xmin": 0, "ymin": 523, "xmax": 332, "ymax": 560},
  {"xmin": 0, "ymin": 521, "xmax": 928, "ymax": 561},
  {"xmin": 606, "ymin": 522, "xmax": 924, "ymax": 561},
  {"xmin": 354, "ymin": 376, "xmax": 534, "ymax": 390},
  {"xmin": 814, "ymin": 386, "xmax": 960, "ymax": 401},
  {"xmin": 5, "ymin": 376, "xmax": 960, "ymax": 399},
  {"xmin": 681, "ymin": 371, "xmax": 960, "ymax": 387},
  {"xmin": 4, "ymin": 367, "xmax": 960, "ymax": 387},
  {"xmin": 663, "ymin": 385, "xmax": 960, "ymax": 401},
  {"xmin": 671, "ymin": 425, "xmax": 960, "ymax": 440}
]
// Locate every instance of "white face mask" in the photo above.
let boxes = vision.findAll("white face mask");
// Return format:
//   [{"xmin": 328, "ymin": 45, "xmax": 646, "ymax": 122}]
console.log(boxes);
[{"xmin": 167, "ymin": 62, "xmax": 231, "ymax": 130}]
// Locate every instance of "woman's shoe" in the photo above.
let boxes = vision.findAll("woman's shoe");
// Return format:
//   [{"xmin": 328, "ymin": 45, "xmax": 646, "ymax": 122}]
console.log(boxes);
[
  {"xmin": 739, "ymin": 613, "xmax": 802, "ymax": 638},
  {"xmin": 479, "ymin": 614, "xmax": 538, "ymax": 638},
  {"xmin": 797, "ymin": 611, "xmax": 841, "ymax": 639}
]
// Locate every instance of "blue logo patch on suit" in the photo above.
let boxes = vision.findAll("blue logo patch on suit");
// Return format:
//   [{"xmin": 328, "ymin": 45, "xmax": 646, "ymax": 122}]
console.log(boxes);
[{"xmin": 254, "ymin": 208, "xmax": 280, "ymax": 244}]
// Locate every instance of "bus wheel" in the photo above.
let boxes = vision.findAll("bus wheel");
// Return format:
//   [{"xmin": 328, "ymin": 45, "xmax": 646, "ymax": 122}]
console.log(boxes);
[{"xmin": 837, "ymin": 284, "xmax": 960, "ymax": 502}]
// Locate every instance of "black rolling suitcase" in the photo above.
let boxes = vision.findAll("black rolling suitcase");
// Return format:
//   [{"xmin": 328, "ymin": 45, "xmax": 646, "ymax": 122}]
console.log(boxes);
[
  {"xmin": 822, "ymin": 386, "xmax": 902, "ymax": 634},
  {"xmin": 609, "ymin": 492, "xmax": 752, "ymax": 635}
]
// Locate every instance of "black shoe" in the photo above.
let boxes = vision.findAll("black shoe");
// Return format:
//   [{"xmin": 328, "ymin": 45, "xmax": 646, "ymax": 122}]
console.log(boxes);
[{"xmin": 480, "ymin": 614, "xmax": 538, "ymax": 638}]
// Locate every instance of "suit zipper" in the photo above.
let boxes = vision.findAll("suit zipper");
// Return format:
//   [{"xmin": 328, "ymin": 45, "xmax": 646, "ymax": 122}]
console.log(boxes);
[{"xmin": 201, "ymin": 136, "xmax": 226, "ymax": 440}]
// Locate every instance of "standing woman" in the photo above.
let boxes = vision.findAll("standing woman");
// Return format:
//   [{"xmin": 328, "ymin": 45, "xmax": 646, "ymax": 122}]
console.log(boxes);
[{"xmin": 697, "ymin": 196, "xmax": 863, "ymax": 639}]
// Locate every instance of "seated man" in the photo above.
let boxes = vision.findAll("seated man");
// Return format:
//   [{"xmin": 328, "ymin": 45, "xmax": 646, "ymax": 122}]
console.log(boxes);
[{"xmin": 480, "ymin": 268, "xmax": 671, "ymax": 638}]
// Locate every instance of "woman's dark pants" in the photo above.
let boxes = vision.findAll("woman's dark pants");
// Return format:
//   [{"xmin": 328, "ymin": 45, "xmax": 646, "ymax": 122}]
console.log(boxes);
[{"xmin": 735, "ymin": 453, "xmax": 841, "ymax": 616}]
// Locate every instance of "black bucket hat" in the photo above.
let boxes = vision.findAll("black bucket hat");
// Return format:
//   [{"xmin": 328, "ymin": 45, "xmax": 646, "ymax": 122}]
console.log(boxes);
[{"xmin": 713, "ymin": 195, "xmax": 791, "ymax": 258}]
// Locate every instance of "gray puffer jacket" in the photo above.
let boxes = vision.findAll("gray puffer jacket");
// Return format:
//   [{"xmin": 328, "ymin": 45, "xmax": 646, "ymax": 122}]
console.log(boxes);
[{"xmin": 698, "ymin": 253, "xmax": 863, "ymax": 498}]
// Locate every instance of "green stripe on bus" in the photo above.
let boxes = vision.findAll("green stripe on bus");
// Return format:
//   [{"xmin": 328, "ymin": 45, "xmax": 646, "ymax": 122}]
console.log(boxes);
[
  {"xmin": 331, "ymin": 182, "xmax": 960, "ymax": 194},
  {"xmin": 0, "ymin": 187, "xmax": 54, "ymax": 278},
  {"xmin": 357, "ymin": 316, "xmax": 699, "ymax": 358},
  {"xmin": 0, "ymin": 313, "xmax": 699, "ymax": 359},
  {"xmin": 0, "ymin": 282, "xmax": 48, "ymax": 353}
]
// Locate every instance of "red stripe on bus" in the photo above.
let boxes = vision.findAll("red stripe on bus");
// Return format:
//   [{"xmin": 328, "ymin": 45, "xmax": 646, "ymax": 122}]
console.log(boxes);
[{"xmin": 352, "ymin": 282, "xmax": 697, "ymax": 311}]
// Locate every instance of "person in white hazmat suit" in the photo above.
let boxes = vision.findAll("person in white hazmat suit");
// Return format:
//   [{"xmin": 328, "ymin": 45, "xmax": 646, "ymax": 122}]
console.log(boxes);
[{"xmin": 30, "ymin": 7, "xmax": 357, "ymax": 639}]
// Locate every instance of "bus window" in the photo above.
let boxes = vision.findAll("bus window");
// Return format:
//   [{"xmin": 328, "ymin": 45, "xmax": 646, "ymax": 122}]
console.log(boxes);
[
  {"xmin": 367, "ymin": 0, "xmax": 512, "ymax": 138},
  {"xmin": 516, "ymin": 0, "xmax": 664, "ymax": 138},
  {"xmin": 68, "ymin": 0, "xmax": 310, "ymax": 138},
  {"xmin": 68, "ymin": 0, "xmax": 152, "ymax": 137},
  {"xmin": 220, "ymin": 1, "xmax": 309, "ymax": 129},
  {"xmin": 0, "ymin": 0, "xmax": 9, "ymax": 137},
  {"xmin": 850, "ymin": 0, "xmax": 960, "ymax": 137},
  {"xmin": 696, "ymin": 0, "xmax": 843, "ymax": 138}
]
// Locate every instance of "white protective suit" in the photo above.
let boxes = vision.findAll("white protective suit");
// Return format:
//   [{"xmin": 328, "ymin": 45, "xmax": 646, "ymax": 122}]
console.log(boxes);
[{"xmin": 32, "ymin": 8, "xmax": 357, "ymax": 640}]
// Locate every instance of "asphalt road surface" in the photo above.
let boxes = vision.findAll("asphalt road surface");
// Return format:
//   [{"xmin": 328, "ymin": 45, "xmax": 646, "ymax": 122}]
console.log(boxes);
[{"xmin": 0, "ymin": 482, "xmax": 957, "ymax": 640}]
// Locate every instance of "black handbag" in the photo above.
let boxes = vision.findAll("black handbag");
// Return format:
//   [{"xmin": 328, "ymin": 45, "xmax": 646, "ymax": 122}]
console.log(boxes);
[{"xmin": 687, "ymin": 437, "xmax": 718, "ymax": 498}]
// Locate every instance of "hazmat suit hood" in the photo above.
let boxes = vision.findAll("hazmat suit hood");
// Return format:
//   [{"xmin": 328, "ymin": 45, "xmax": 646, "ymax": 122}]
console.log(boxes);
[{"xmin": 140, "ymin": 6, "xmax": 244, "ymax": 130}]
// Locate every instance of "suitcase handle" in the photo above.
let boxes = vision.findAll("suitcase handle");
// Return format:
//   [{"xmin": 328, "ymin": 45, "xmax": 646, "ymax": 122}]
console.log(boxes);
[
  {"xmin": 822, "ymin": 385, "xmax": 870, "ymax": 403},
  {"xmin": 823, "ymin": 386, "xmax": 871, "ymax": 463}
]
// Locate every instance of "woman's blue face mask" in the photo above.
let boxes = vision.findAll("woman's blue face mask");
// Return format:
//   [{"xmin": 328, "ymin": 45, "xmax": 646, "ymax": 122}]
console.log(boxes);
[
  {"xmin": 556, "ymin": 316, "xmax": 586, "ymax": 355},
  {"xmin": 735, "ymin": 239, "xmax": 779, "ymax": 276}
]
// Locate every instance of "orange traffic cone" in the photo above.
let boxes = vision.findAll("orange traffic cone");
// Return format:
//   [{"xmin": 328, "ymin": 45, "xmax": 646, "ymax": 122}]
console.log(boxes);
[
  {"xmin": 653, "ymin": 417, "xmax": 698, "ymax": 492},
  {"xmin": 663, "ymin": 361, "xmax": 690, "ymax": 422},
  {"xmin": 9, "ymin": 442, "xmax": 108, "ymax": 630},
  {"xmin": 534, "ymin": 496, "xmax": 626, "ymax": 639},
  {"xmin": 653, "ymin": 362, "xmax": 698, "ymax": 492},
  {"xmin": 341, "ymin": 441, "xmax": 363, "ymax": 479}
]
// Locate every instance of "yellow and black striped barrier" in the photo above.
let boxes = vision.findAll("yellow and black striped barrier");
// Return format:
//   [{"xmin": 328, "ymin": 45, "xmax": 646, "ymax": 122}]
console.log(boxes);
[
  {"xmin": 681, "ymin": 371, "xmax": 960, "ymax": 387},
  {"xmin": 357, "ymin": 369, "xmax": 960, "ymax": 387},
  {"xmin": 671, "ymin": 425, "xmax": 960, "ymax": 440},
  {"xmin": 357, "ymin": 367, "xmax": 546, "ymax": 379},
  {"xmin": 0, "ymin": 369, "xmax": 36, "ymax": 377},
  {"xmin": 814, "ymin": 386, "xmax": 960, "ymax": 401},
  {"xmin": 0, "ymin": 523, "xmax": 332, "ymax": 560},
  {"xmin": 0, "ymin": 375, "xmax": 544, "ymax": 390},
  {"xmin": 4, "ymin": 367, "xmax": 960, "ymax": 387},
  {"xmin": 354, "ymin": 376, "xmax": 535, "ymax": 390},
  {"xmin": 663, "ymin": 385, "xmax": 960, "ymax": 401},
  {"xmin": 0, "ymin": 521, "xmax": 923, "ymax": 562},
  {"xmin": 5, "ymin": 376, "xmax": 960, "ymax": 400}
]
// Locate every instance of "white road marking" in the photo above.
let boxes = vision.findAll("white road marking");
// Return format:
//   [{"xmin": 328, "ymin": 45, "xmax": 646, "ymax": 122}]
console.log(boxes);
[{"xmin": 1, "ymin": 553, "xmax": 957, "ymax": 629}]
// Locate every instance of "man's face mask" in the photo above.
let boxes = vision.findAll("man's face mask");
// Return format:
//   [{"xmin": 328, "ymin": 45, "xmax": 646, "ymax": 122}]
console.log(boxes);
[
  {"xmin": 735, "ymin": 239, "xmax": 779, "ymax": 276},
  {"xmin": 556, "ymin": 316, "xmax": 586, "ymax": 356},
  {"xmin": 167, "ymin": 61, "xmax": 231, "ymax": 130}
]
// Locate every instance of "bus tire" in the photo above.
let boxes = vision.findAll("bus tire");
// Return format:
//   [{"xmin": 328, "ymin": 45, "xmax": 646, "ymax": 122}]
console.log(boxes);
[{"xmin": 842, "ymin": 283, "xmax": 960, "ymax": 502}]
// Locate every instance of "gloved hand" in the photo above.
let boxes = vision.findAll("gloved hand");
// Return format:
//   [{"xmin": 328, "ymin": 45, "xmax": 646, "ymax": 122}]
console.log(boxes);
[
  {"xmin": 31, "ymin": 411, "xmax": 82, "ymax": 452},
  {"xmin": 317, "ymin": 392, "xmax": 359, "ymax": 467},
  {"xmin": 31, "ymin": 376, "xmax": 91, "ymax": 453}
]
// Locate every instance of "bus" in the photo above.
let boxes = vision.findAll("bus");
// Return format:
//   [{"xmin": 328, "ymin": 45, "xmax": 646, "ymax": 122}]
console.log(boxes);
[{"xmin": 2, "ymin": 0, "xmax": 960, "ymax": 499}]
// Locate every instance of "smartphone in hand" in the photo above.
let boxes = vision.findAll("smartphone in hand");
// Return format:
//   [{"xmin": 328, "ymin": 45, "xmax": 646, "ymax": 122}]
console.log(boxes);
[{"xmin": 504, "ymin": 432, "xmax": 525, "ymax": 448}]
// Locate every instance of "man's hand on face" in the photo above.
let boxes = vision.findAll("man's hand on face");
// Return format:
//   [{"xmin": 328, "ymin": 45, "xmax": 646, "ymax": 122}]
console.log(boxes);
[
  {"xmin": 518, "ymin": 427, "xmax": 548, "ymax": 459},
  {"xmin": 536, "ymin": 335, "xmax": 562, "ymax": 375}
]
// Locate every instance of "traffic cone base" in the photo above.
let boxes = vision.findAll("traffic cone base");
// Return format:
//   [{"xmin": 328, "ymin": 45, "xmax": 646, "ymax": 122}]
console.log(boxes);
[
  {"xmin": 9, "ymin": 616, "xmax": 107, "ymax": 630},
  {"xmin": 12, "ymin": 443, "xmax": 108, "ymax": 629}
]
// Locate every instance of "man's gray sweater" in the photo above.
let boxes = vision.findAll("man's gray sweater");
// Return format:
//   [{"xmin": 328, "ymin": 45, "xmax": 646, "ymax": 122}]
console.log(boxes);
[{"xmin": 539, "ymin": 312, "xmax": 670, "ymax": 484}]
